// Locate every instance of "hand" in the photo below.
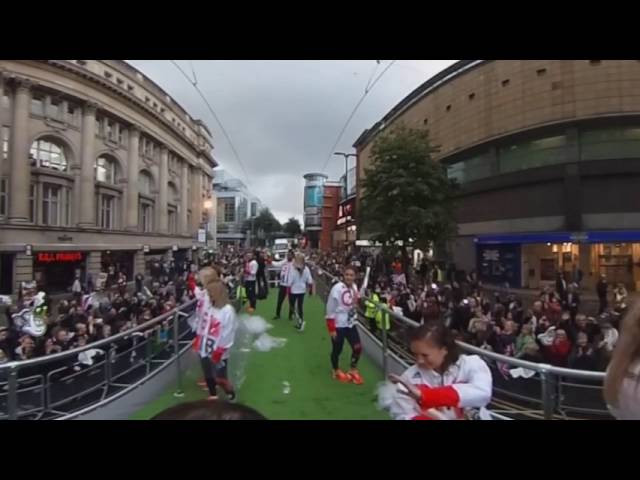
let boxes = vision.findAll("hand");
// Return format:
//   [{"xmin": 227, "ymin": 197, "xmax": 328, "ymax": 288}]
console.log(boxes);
[
  {"xmin": 330, "ymin": 330, "xmax": 337, "ymax": 339},
  {"xmin": 388, "ymin": 374, "xmax": 422, "ymax": 401}
]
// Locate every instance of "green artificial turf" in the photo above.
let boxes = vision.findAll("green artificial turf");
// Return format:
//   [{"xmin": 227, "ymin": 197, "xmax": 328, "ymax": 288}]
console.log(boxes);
[{"xmin": 130, "ymin": 290, "xmax": 389, "ymax": 420}]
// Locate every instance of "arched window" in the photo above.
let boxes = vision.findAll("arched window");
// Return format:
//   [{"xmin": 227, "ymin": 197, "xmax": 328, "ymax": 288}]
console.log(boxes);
[
  {"xmin": 138, "ymin": 170, "xmax": 155, "ymax": 233},
  {"xmin": 168, "ymin": 182, "xmax": 179, "ymax": 234},
  {"xmin": 30, "ymin": 139, "xmax": 68, "ymax": 172},
  {"xmin": 95, "ymin": 156, "xmax": 117, "ymax": 184}
]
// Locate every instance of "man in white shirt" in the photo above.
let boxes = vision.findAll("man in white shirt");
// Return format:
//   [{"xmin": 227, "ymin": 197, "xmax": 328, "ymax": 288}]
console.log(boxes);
[
  {"xmin": 243, "ymin": 252, "xmax": 259, "ymax": 312},
  {"xmin": 287, "ymin": 253, "xmax": 314, "ymax": 331},
  {"xmin": 273, "ymin": 250, "xmax": 294, "ymax": 320}
]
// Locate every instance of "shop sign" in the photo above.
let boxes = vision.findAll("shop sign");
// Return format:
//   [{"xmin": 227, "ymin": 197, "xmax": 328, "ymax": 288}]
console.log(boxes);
[
  {"xmin": 198, "ymin": 229, "xmax": 206, "ymax": 243},
  {"xmin": 570, "ymin": 232, "xmax": 588, "ymax": 243},
  {"xmin": 143, "ymin": 245, "xmax": 150, "ymax": 253},
  {"xmin": 336, "ymin": 199, "xmax": 356, "ymax": 226},
  {"xmin": 36, "ymin": 252, "xmax": 83, "ymax": 263}
]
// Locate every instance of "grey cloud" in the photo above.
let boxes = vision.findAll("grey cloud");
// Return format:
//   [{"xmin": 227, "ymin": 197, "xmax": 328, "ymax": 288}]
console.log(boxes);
[{"xmin": 128, "ymin": 60, "xmax": 456, "ymax": 224}]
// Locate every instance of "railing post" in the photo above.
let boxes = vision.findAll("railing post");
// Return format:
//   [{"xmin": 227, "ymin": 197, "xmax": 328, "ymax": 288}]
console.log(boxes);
[
  {"xmin": 173, "ymin": 312, "xmax": 184, "ymax": 398},
  {"xmin": 7, "ymin": 366, "xmax": 18, "ymax": 420},
  {"xmin": 380, "ymin": 311, "xmax": 389, "ymax": 378},
  {"xmin": 540, "ymin": 368, "xmax": 556, "ymax": 420}
]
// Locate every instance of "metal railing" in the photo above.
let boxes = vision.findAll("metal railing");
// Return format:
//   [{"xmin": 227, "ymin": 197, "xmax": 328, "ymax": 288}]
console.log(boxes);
[
  {"xmin": 310, "ymin": 264, "xmax": 610, "ymax": 420},
  {"xmin": 0, "ymin": 299, "xmax": 197, "ymax": 420}
]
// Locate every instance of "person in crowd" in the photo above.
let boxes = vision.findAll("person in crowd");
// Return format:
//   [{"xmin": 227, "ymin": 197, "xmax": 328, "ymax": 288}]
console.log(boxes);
[
  {"xmin": 135, "ymin": 272, "xmax": 144, "ymax": 295},
  {"xmin": 604, "ymin": 302, "xmax": 640, "ymax": 419},
  {"xmin": 152, "ymin": 399, "xmax": 265, "ymax": 420},
  {"xmin": 614, "ymin": 283, "xmax": 628, "ymax": 311},
  {"xmin": 242, "ymin": 251, "xmax": 258, "ymax": 313},
  {"xmin": 193, "ymin": 266, "xmax": 237, "ymax": 401},
  {"xmin": 597, "ymin": 274, "xmax": 608, "ymax": 314},
  {"xmin": 556, "ymin": 271, "xmax": 568, "ymax": 304},
  {"xmin": 543, "ymin": 328, "xmax": 572, "ymax": 367},
  {"xmin": 598, "ymin": 320, "xmax": 619, "ymax": 360},
  {"xmin": 568, "ymin": 331, "xmax": 599, "ymax": 371},
  {"xmin": 288, "ymin": 253, "xmax": 314, "ymax": 332},
  {"xmin": 326, "ymin": 265, "xmax": 364, "ymax": 384},
  {"xmin": 256, "ymin": 249, "xmax": 269, "ymax": 300},
  {"xmin": 565, "ymin": 283, "xmax": 580, "ymax": 322},
  {"xmin": 363, "ymin": 286, "xmax": 381, "ymax": 334},
  {"xmin": 515, "ymin": 323, "xmax": 537, "ymax": 358},
  {"xmin": 273, "ymin": 250, "xmax": 293, "ymax": 320},
  {"xmin": 388, "ymin": 321, "xmax": 492, "ymax": 420},
  {"xmin": 71, "ymin": 272, "xmax": 83, "ymax": 303}
]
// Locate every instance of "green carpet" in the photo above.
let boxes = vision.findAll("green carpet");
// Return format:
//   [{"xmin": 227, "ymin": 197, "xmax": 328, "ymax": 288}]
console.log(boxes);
[{"xmin": 130, "ymin": 289, "xmax": 389, "ymax": 420}]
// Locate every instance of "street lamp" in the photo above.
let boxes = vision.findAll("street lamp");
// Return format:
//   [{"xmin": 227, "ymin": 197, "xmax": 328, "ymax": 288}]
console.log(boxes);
[
  {"xmin": 334, "ymin": 151, "xmax": 357, "ymax": 250},
  {"xmin": 203, "ymin": 197, "xmax": 214, "ymax": 258}
]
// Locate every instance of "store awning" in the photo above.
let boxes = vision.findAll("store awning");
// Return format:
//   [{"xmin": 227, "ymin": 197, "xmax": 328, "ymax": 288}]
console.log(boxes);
[{"xmin": 474, "ymin": 230, "xmax": 640, "ymax": 245}]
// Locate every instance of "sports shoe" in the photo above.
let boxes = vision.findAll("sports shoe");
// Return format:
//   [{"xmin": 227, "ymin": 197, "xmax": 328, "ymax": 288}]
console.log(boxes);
[
  {"xmin": 207, "ymin": 395, "xmax": 219, "ymax": 401},
  {"xmin": 197, "ymin": 378, "xmax": 207, "ymax": 387},
  {"xmin": 332, "ymin": 369, "xmax": 351, "ymax": 383},
  {"xmin": 349, "ymin": 369, "xmax": 364, "ymax": 385},
  {"xmin": 295, "ymin": 320, "xmax": 306, "ymax": 332}
]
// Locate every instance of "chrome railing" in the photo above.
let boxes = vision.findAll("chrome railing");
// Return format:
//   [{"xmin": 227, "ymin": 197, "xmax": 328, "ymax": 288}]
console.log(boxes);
[
  {"xmin": 310, "ymin": 264, "xmax": 610, "ymax": 420},
  {"xmin": 0, "ymin": 299, "xmax": 197, "ymax": 420}
]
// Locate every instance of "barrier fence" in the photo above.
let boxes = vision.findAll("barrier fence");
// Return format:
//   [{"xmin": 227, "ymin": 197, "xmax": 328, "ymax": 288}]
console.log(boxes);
[{"xmin": 310, "ymin": 264, "xmax": 611, "ymax": 420}]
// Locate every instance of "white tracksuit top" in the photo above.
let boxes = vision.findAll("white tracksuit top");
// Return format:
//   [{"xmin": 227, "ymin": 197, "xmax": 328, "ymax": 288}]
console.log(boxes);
[
  {"xmin": 279, "ymin": 261, "xmax": 293, "ymax": 287},
  {"xmin": 244, "ymin": 260, "xmax": 258, "ymax": 281},
  {"xmin": 193, "ymin": 287, "xmax": 237, "ymax": 361},
  {"xmin": 288, "ymin": 265, "xmax": 313, "ymax": 295},
  {"xmin": 390, "ymin": 354, "xmax": 493, "ymax": 420},
  {"xmin": 326, "ymin": 281, "xmax": 360, "ymax": 329}
]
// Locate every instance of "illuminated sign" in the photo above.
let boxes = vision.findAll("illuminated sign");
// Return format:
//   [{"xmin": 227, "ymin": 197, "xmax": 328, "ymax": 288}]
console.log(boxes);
[
  {"xmin": 336, "ymin": 199, "xmax": 355, "ymax": 226},
  {"xmin": 36, "ymin": 252, "xmax": 83, "ymax": 263}
]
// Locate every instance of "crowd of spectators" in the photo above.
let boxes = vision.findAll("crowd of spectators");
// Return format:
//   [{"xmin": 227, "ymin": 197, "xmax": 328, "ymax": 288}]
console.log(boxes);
[{"xmin": 312, "ymin": 248, "xmax": 627, "ymax": 373}]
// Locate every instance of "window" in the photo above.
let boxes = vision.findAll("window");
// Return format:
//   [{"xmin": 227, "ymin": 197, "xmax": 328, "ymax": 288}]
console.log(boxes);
[
  {"xmin": 0, "ymin": 178, "xmax": 7, "ymax": 217},
  {"xmin": 138, "ymin": 171, "xmax": 153, "ymax": 195},
  {"xmin": 29, "ymin": 183, "xmax": 36, "ymax": 223},
  {"xmin": 580, "ymin": 126, "xmax": 640, "ymax": 161},
  {"xmin": 31, "ymin": 95, "xmax": 44, "ymax": 116},
  {"xmin": 118, "ymin": 126, "xmax": 127, "ymax": 146},
  {"xmin": 105, "ymin": 120, "xmax": 115, "ymax": 141},
  {"xmin": 66, "ymin": 103, "xmax": 78, "ymax": 125},
  {"xmin": 501, "ymin": 79, "xmax": 510, "ymax": 87},
  {"xmin": 2, "ymin": 126, "xmax": 9, "ymax": 160},
  {"xmin": 224, "ymin": 200, "xmax": 235, "ymax": 222},
  {"xmin": 99, "ymin": 194, "xmax": 116, "ymax": 229},
  {"xmin": 2, "ymin": 92, "xmax": 10, "ymax": 109},
  {"xmin": 447, "ymin": 151, "xmax": 495, "ymax": 184},
  {"xmin": 140, "ymin": 202, "xmax": 153, "ymax": 232},
  {"xmin": 499, "ymin": 135, "xmax": 570, "ymax": 174},
  {"xmin": 536, "ymin": 68, "xmax": 547, "ymax": 76},
  {"xmin": 96, "ymin": 156, "xmax": 117, "ymax": 184},
  {"xmin": 30, "ymin": 139, "xmax": 68, "ymax": 172},
  {"xmin": 41, "ymin": 183, "xmax": 70, "ymax": 226},
  {"xmin": 423, "ymin": 118, "xmax": 429, "ymax": 125},
  {"xmin": 104, "ymin": 71, "xmax": 113, "ymax": 79},
  {"xmin": 250, "ymin": 202, "xmax": 257, "ymax": 217},
  {"xmin": 168, "ymin": 208, "xmax": 177, "ymax": 234},
  {"xmin": 48, "ymin": 98, "xmax": 62, "ymax": 119}
]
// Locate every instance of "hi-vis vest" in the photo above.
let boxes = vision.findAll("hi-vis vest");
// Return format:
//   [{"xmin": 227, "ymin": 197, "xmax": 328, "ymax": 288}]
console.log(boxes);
[
  {"xmin": 237, "ymin": 285, "xmax": 247, "ymax": 302},
  {"xmin": 364, "ymin": 293, "xmax": 379, "ymax": 319},
  {"xmin": 375, "ymin": 305, "xmax": 390, "ymax": 331}
]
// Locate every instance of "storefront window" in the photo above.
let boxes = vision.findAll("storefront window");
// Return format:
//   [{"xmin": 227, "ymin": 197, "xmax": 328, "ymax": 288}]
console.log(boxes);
[
  {"xmin": 447, "ymin": 151, "xmax": 495, "ymax": 184},
  {"xmin": 499, "ymin": 135, "xmax": 570, "ymax": 174},
  {"xmin": 580, "ymin": 127, "xmax": 640, "ymax": 161},
  {"xmin": 33, "ymin": 252, "xmax": 85, "ymax": 294}
]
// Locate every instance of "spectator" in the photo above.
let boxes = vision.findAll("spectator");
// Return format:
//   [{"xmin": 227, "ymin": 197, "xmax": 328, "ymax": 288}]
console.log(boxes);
[
  {"xmin": 568, "ymin": 332, "xmax": 599, "ymax": 371},
  {"xmin": 597, "ymin": 274, "xmax": 608, "ymax": 314},
  {"xmin": 565, "ymin": 283, "xmax": 580, "ymax": 322},
  {"xmin": 515, "ymin": 323, "xmax": 536, "ymax": 358},
  {"xmin": 543, "ymin": 328, "xmax": 572, "ymax": 367}
]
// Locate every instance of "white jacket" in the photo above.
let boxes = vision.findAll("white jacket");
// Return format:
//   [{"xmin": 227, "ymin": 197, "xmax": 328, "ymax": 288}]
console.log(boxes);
[
  {"xmin": 244, "ymin": 260, "xmax": 258, "ymax": 281},
  {"xmin": 288, "ymin": 265, "xmax": 313, "ymax": 295},
  {"xmin": 193, "ymin": 287, "xmax": 237, "ymax": 361},
  {"xmin": 390, "ymin": 354, "xmax": 493, "ymax": 420},
  {"xmin": 326, "ymin": 281, "xmax": 359, "ymax": 329},
  {"xmin": 279, "ymin": 261, "xmax": 293, "ymax": 287}
]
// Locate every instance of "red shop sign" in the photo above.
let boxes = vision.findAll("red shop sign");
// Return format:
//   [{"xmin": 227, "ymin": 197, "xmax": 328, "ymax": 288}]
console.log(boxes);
[{"xmin": 37, "ymin": 252, "xmax": 83, "ymax": 263}]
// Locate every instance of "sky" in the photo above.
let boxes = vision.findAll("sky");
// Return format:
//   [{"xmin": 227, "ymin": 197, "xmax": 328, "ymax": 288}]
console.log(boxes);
[{"xmin": 128, "ymin": 60, "xmax": 457, "ymax": 225}]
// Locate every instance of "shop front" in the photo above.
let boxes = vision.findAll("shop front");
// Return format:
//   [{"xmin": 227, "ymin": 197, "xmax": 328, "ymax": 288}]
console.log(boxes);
[
  {"xmin": 33, "ymin": 251, "xmax": 86, "ymax": 294},
  {"xmin": 476, "ymin": 231, "xmax": 640, "ymax": 291},
  {"xmin": 101, "ymin": 250, "xmax": 135, "ymax": 282}
]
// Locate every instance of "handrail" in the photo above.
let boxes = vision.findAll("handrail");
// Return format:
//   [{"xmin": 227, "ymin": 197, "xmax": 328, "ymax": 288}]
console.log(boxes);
[
  {"xmin": 0, "ymin": 299, "xmax": 197, "ymax": 372},
  {"xmin": 311, "ymin": 263, "xmax": 605, "ymax": 382}
]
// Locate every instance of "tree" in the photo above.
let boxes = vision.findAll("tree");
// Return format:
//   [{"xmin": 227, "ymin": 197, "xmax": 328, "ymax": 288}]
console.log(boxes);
[
  {"xmin": 243, "ymin": 207, "xmax": 282, "ymax": 246},
  {"xmin": 282, "ymin": 217, "xmax": 302, "ymax": 237},
  {"xmin": 359, "ymin": 124, "xmax": 459, "ymax": 271}
]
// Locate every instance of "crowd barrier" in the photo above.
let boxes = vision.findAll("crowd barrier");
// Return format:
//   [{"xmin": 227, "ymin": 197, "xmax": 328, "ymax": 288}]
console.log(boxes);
[{"xmin": 310, "ymin": 264, "xmax": 611, "ymax": 420}]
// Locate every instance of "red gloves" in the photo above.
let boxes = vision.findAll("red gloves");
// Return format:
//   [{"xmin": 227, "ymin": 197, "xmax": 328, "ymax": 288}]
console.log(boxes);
[
  {"xmin": 212, "ymin": 347, "xmax": 225, "ymax": 364},
  {"xmin": 417, "ymin": 384, "xmax": 460, "ymax": 409},
  {"xmin": 326, "ymin": 318, "xmax": 336, "ymax": 334},
  {"xmin": 411, "ymin": 415, "xmax": 436, "ymax": 421}
]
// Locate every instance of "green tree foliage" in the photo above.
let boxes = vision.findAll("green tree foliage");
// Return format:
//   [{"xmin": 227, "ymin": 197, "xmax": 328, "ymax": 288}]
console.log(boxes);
[
  {"xmin": 359, "ymin": 124, "xmax": 459, "ymax": 255},
  {"xmin": 243, "ymin": 207, "xmax": 282, "ymax": 245},
  {"xmin": 283, "ymin": 217, "xmax": 302, "ymax": 237}
]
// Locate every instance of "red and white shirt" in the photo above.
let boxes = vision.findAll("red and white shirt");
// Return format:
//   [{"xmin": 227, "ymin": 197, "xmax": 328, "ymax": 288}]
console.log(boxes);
[
  {"xmin": 193, "ymin": 287, "xmax": 237, "ymax": 362},
  {"xmin": 326, "ymin": 281, "xmax": 359, "ymax": 330},
  {"xmin": 390, "ymin": 355, "xmax": 493, "ymax": 420},
  {"xmin": 279, "ymin": 260, "xmax": 293, "ymax": 287},
  {"xmin": 244, "ymin": 260, "xmax": 258, "ymax": 281}
]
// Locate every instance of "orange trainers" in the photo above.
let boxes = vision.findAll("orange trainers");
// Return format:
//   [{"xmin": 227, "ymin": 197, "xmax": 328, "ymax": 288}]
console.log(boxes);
[
  {"xmin": 246, "ymin": 307, "xmax": 255, "ymax": 314},
  {"xmin": 349, "ymin": 369, "xmax": 364, "ymax": 385},
  {"xmin": 332, "ymin": 369, "xmax": 351, "ymax": 383},
  {"xmin": 197, "ymin": 378, "xmax": 207, "ymax": 387}
]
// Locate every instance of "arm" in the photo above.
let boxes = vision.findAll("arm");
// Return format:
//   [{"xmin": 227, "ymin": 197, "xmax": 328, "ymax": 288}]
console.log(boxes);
[
  {"xmin": 325, "ymin": 285, "xmax": 338, "ymax": 336},
  {"xmin": 388, "ymin": 373, "xmax": 423, "ymax": 420},
  {"xmin": 250, "ymin": 261, "xmax": 259, "ymax": 276},
  {"xmin": 213, "ymin": 306, "xmax": 236, "ymax": 363}
]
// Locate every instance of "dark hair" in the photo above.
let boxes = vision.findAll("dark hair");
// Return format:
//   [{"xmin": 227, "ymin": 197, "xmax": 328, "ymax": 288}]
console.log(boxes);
[
  {"xmin": 344, "ymin": 265, "xmax": 357, "ymax": 275},
  {"xmin": 407, "ymin": 320, "xmax": 460, "ymax": 371},
  {"xmin": 152, "ymin": 400, "xmax": 266, "ymax": 420}
]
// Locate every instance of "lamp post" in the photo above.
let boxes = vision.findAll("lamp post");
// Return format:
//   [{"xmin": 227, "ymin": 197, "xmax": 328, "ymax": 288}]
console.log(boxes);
[
  {"xmin": 203, "ymin": 197, "xmax": 213, "ymax": 260},
  {"xmin": 334, "ymin": 152, "xmax": 356, "ymax": 251}
]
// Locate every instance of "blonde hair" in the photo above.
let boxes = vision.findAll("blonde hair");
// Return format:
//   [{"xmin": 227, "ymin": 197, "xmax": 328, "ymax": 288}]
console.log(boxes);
[
  {"xmin": 293, "ymin": 252, "xmax": 305, "ymax": 269},
  {"xmin": 604, "ymin": 301, "xmax": 640, "ymax": 407},
  {"xmin": 198, "ymin": 266, "xmax": 230, "ymax": 308}
]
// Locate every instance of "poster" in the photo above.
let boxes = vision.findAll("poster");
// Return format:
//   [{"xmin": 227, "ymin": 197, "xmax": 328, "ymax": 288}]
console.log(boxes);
[{"xmin": 476, "ymin": 243, "xmax": 521, "ymax": 288}]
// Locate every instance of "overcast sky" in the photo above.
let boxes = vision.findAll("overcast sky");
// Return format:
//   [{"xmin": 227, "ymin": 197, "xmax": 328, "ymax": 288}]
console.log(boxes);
[{"xmin": 128, "ymin": 60, "xmax": 457, "ymax": 225}]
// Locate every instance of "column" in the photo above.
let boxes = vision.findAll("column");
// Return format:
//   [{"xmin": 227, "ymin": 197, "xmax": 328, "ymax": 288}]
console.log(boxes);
[
  {"xmin": 191, "ymin": 164, "xmax": 202, "ymax": 233},
  {"xmin": 179, "ymin": 161, "xmax": 189, "ymax": 235},
  {"xmin": 158, "ymin": 145, "xmax": 169, "ymax": 233},
  {"xmin": 8, "ymin": 78, "xmax": 32, "ymax": 224},
  {"xmin": 0, "ymin": 73, "xmax": 5, "ymax": 183},
  {"xmin": 126, "ymin": 126, "xmax": 140, "ymax": 230},
  {"xmin": 85, "ymin": 251, "xmax": 103, "ymax": 279},
  {"xmin": 78, "ymin": 101, "xmax": 97, "ymax": 227}
]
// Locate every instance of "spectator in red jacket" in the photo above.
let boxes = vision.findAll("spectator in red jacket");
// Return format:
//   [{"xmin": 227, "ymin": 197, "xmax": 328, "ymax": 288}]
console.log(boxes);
[
  {"xmin": 187, "ymin": 272, "xmax": 197, "ymax": 294},
  {"xmin": 544, "ymin": 328, "xmax": 572, "ymax": 367}
]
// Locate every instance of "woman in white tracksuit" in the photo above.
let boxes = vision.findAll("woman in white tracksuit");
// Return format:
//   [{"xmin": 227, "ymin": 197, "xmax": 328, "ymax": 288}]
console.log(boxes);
[
  {"xmin": 193, "ymin": 266, "xmax": 237, "ymax": 400},
  {"xmin": 287, "ymin": 253, "xmax": 314, "ymax": 332},
  {"xmin": 389, "ymin": 320, "xmax": 493, "ymax": 420}
]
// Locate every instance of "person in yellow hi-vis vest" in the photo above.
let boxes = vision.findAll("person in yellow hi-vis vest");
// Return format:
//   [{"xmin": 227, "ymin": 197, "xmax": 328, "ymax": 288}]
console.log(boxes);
[
  {"xmin": 237, "ymin": 284, "xmax": 248, "ymax": 307},
  {"xmin": 364, "ymin": 290, "xmax": 380, "ymax": 334},
  {"xmin": 375, "ymin": 297, "xmax": 391, "ymax": 334}
]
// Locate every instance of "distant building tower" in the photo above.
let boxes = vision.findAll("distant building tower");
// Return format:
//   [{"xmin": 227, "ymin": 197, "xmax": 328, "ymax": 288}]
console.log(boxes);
[{"xmin": 303, "ymin": 173, "xmax": 327, "ymax": 249}]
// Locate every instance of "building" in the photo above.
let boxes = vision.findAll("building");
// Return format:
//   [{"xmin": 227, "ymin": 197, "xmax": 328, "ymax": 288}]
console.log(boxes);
[
  {"xmin": 0, "ymin": 60, "xmax": 216, "ymax": 296},
  {"xmin": 333, "ymin": 165, "xmax": 357, "ymax": 248},
  {"xmin": 354, "ymin": 60, "xmax": 640, "ymax": 291},
  {"xmin": 213, "ymin": 169, "xmax": 262, "ymax": 247}
]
